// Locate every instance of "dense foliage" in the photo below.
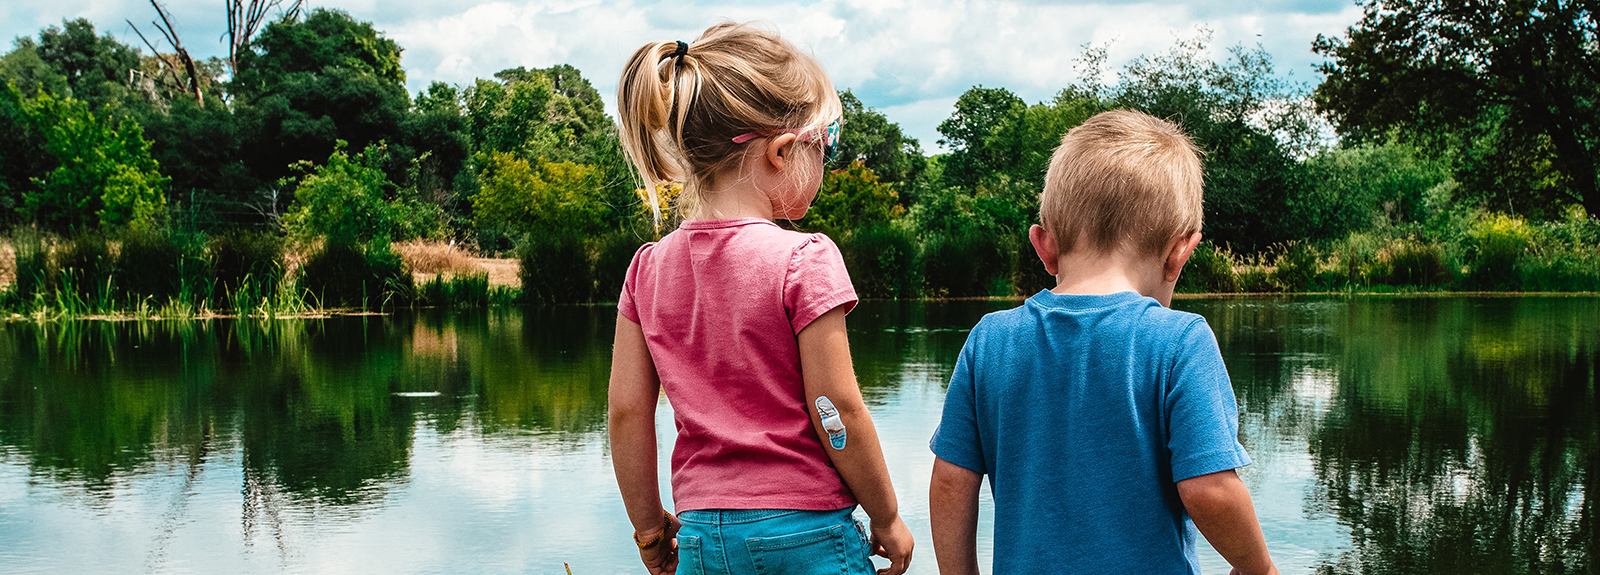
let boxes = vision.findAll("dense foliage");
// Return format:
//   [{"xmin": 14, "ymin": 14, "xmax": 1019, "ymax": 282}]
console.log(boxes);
[{"xmin": 1, "ymin": 4, "xmax": 1597, "ymax": 315}]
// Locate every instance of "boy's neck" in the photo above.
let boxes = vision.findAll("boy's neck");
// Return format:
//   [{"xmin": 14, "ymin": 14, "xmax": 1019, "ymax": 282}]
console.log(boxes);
[{"xmin": 1050, "ymin": 248, "xmax": 1174, "ymax": 306}]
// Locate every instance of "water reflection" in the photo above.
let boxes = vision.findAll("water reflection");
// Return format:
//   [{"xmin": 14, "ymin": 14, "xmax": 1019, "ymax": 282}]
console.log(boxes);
[
  {"xmin": 0, "ymin": 310, "xmax": 614, "ymax": 509},
  {"xmin": 1180, "ymin": 297, "xmax": 1599, "ymax": 575},
  {"xmin": 0, "ymin": 297, "xmax": 1593, "ymax": 574}
]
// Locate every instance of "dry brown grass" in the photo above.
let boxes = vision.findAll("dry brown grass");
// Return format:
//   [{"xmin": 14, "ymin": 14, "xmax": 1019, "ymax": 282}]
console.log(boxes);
[
  {"xmin": 472, "ymin": 257, "xmax": 520, "ymax": 288},
  {"xmin": 0, "ymin": 241, "xmax": 13, "ymax": 289},
  {"xmin": 396, "ymin": 240, "xmax": 478, "ymax": 275}
]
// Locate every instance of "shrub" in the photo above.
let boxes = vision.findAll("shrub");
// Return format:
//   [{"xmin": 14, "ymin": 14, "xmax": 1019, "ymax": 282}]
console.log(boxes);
[
  {"xmin": 1380, "ymin": 240, "xmax": 1451, "ymax": 287},
  {"xmin": 116, "ymin": 229, "xmax": 208, "ymax": 302},
  {"xmin": 297, "ymin": 240, "xmax": 411, "ymax": 308},
  {"xmin": 593, "ymin": 231, "xmax": 647, "ymax": 303},
  {"xmin": 1334, "ymin": 232, "xmax": 1384, "ymax": 287},
  {"xmin": 518, "ymin": 232, "xmax": 591, "ymax": 304},
  {"xmin": 1177, "ymin": 241, "xmax": 1237, "ymax": 293},
  {"xmin": 55, "ymin": 233, "xmax": 113, "ymax": 303},
  {"xmin": 417, "ymin": 272, "xmax": 490, "ymax": 307},
  {"xmin": 1467, "ymin": 213, "xmax": 1533, "ymax": 290},
  {"xmin": 210, "ymin": 230, "xmax": 285, "ymax": 301},
  {"xmin": 923, "ymin": 230, "xmax": 1012, "ymax": 297},
  {"xmin": 1518, "ymin": 250, "xmax": 1600, "ymax": 292},
  {"xmin": 1271, "ymin": 241, "xmax": 1319, "ymax": 292},
  {"xmin": 1234, "ymin": 262, "xmax": 1277, "ymax": 293},
  {"xmin": 9, "ymin": 229, "xmax": 51, "ymax": 301},
  {"xmin": 840, "ymin": 226, "xmax": 920, "ymax": 298}
]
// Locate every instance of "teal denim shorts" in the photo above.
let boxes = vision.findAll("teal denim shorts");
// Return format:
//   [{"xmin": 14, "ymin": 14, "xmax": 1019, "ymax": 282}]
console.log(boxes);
[{"xmin": 674, "ymin": 507, "xmax": 875, "ymax": 575}]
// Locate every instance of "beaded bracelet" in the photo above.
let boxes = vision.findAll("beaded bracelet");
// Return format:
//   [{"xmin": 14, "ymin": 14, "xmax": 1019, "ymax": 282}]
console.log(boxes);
[{"xmin": 633, "ymin": 510, "xmax": 675, "ymax": 549}]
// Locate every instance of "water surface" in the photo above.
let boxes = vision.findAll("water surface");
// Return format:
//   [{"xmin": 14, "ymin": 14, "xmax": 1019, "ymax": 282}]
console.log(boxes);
[{"xmin": 0, "ymin": 297, "xmax": 1594, "ymax": 574}]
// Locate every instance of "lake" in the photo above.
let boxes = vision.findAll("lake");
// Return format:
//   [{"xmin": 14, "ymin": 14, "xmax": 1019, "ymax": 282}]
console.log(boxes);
[{"xmin": 0, "ymin": 297, "xmax": 1595, "ymax": 574}]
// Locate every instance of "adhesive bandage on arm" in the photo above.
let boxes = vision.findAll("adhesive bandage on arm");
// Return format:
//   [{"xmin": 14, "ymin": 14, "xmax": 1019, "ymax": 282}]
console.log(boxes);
[{"xmin": 814, "ymin": 396, "xmax": 847, "ymax": 450}]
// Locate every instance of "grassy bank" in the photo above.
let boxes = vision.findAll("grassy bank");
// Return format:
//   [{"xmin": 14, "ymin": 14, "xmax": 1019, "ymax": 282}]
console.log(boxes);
[
  {"xmin": 5, "ymin": 209, "xmax": 1597, "ymax": 322},
  {"xmin": 0, "ymin": 231, "xmax": 516, "ymax": 321}
]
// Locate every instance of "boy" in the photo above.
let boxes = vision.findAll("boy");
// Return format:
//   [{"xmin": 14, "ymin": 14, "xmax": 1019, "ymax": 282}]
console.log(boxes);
[{"xmin": 928, "ymin": 110, "xmax": 1278, "ymax": 575}]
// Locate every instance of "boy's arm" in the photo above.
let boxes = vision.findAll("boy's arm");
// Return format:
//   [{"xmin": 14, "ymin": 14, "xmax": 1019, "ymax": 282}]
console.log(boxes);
[
  {"xmin": 798, "ymin": 306, "xmax": 913, "ymax": 575},
  {"xmin": 1177, "ymin": 469, "xmax": 1278, "ymax": 575},
  {"xmin": 607, "ymin": 315, "xmax": 679, "ymax": 575},
  {"xmin": 930, "ymin": 457, "xmax": 983, "ymax": 575}
]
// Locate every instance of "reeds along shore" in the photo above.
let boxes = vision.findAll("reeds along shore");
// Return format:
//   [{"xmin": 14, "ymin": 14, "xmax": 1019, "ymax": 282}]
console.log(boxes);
[
  {"xmin": 0, "ymin": 230, "xmax": 510, "ymax": 320},
  {"xmin": 3, "ymin": 208, "xmax": 1596, "ymax": 321}
]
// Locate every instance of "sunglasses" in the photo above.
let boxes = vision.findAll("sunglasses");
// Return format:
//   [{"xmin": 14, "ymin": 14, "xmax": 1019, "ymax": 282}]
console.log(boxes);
[{"xmin": 732, "ymin": 120, "xmax": 840, "ymax": 163}]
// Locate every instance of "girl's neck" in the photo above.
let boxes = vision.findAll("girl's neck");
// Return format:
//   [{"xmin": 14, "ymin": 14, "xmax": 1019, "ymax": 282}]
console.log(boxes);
[{"xmin": 690, "ymin": 171, "xmax": 775, "ymax": 221}]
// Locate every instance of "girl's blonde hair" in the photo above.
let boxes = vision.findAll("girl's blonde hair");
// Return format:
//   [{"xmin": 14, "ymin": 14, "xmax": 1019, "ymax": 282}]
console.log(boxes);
[{"xmin": 617, "ymin": 21, "xmax": 840, "ymax": 224}]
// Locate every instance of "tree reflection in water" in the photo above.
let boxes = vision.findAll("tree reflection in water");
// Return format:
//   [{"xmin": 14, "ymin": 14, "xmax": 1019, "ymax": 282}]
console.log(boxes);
[
  {"xmin": 0, "ymin": 309, "xmax": 613, "ymax": 523},
  {"xmin": 1185, "ymin": 297, "xmax": 1597, "ymax": 575},
  {"xmin": 0, "ymin": 298, "xmax": 1593, "ymax": 574}
]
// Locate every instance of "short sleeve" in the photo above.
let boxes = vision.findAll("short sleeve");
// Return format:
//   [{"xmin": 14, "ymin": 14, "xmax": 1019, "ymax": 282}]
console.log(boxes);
[
  {"xmin": 784, "ymin": 234, "xmax": 858, "ymax": 334},
  {"xmin": 930, "ymin": 335, "xmax": 987, "ymax": 475},
  {"xmin": 1165, "ymin": 319, "xmax": 1252, "ymax": 482},
  {"xmin": 616, "ymin": 242, "xmax": 655, "ymax": 324}
]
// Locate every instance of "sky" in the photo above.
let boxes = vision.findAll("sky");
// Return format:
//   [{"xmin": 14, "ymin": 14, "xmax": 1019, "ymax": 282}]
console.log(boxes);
[{"xmin": 1, "ymin": 0, "xmax": 1363, "ymax": 152}]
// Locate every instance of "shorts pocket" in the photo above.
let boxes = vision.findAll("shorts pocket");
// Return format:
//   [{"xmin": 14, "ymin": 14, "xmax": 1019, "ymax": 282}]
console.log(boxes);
[
  {"xmin": 745, "ymin": 525, "xmax": 849, "ymax": 575},
  {"xmin": 676, "ymin": 534, "xmax": 704, "ymax": 575}
]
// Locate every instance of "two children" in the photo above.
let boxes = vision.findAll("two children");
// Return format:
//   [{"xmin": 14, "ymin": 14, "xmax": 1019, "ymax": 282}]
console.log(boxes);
[{"xmin": 608, "ymin": 21, "xmax": 1273, "ymax": 575}]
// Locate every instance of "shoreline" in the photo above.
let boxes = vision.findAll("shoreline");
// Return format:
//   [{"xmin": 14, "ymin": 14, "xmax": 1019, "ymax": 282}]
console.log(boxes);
[{"xmin": 6, "ymin": 290, "xmax": 1599, "ymax": 323}]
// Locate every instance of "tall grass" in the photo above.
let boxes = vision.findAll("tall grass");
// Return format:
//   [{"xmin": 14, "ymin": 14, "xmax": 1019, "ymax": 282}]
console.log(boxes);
[{"xmin": 297, "ymin": 239, "xmax": 412, "ymax": 310}]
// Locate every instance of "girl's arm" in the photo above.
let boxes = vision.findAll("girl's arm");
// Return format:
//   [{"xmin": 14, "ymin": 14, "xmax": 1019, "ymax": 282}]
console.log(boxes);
[
  {"xmin": 797, "ymin": 306, "xmax": 914, "ymax": 575},
  {"xmin": 608, "ymin": 315, "xmax": 679, "ymax": 575}
]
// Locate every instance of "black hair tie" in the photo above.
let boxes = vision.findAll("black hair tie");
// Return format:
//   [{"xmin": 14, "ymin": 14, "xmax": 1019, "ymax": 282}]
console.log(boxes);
[{"xmin": 671, "ymin": 40, "xmax": 689, "ymax": 59}]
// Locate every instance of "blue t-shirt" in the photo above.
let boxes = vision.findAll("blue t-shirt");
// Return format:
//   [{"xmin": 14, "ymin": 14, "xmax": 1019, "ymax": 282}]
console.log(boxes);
[{"xmin": 930, "ymin": 290, "xmax": 1251, "ymax": 574}]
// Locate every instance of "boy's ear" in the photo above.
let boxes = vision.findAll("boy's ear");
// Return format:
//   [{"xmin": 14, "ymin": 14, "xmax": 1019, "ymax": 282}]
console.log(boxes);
[
  {"xmin": 1163, "ymin": 232, "xmax": 1204, "ymax": 284},
  {"xmin": 764, "ymin": 133, "xmax": 799, "ymax": 172},
  {"xmin": 1029, "ymin": 224, "xmax": 1060, "ymax": 276}
]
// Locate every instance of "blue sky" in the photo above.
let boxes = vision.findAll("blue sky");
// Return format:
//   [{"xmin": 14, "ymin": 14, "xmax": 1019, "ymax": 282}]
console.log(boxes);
[{"xmin": 2, "ymin": 0, "xmax": 1361, "ymax": 151}]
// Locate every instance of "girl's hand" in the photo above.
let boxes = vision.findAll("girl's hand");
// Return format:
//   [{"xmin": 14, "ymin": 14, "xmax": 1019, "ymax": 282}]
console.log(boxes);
[
  {"xmin": 869, "ymin": 515, "xmax": 914, "ymax": 575},
  {"xmin": 636, "ymin": 513, "xmax": 682, "ymax": 575}
]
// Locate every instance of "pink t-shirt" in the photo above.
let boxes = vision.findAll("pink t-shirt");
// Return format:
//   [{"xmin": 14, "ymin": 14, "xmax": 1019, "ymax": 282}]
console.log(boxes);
[{"xmin": 618, "ymin": 217, "xmax": 859, "ymax": 512}]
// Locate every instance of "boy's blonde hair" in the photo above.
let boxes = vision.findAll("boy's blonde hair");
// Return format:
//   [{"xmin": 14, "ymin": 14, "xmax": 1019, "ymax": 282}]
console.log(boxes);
[
  {"xmin": 617, "ymin": 22, "xmax": 840, "ymax": 224},
  {"xmin": 1040, "ymin": 109, "xmax": 1204, "ymax": 258}
]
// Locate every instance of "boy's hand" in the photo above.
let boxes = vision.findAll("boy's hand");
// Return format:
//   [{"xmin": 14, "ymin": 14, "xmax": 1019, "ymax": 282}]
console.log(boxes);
[{"xmin": 869, "ymin": 515, "xmax": 914, "ymax": 575}]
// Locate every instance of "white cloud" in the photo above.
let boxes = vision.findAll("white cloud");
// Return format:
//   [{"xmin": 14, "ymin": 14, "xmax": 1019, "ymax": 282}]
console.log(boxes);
[{"xmin": 1, "ymin": 0, "xmax": 1361, "ymax": 151}]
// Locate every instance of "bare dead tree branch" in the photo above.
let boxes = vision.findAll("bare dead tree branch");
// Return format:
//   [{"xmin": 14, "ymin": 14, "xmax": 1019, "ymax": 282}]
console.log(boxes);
[
  {"xmin": 129, "ymin": 0, "xmax": 204, "ymax": 104},
  {"xmin": 226, "ymin": 0, "xmax": 304, "ymax": 77},
  {"xmin": 125, "ymin": 19, "xmax": 186, "ymax": 89}
]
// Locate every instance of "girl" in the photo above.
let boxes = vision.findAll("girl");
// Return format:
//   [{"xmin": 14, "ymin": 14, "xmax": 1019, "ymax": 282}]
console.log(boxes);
[{"xmin": 607, "ymin": 22, "xmax": 914, "ymax": 575}]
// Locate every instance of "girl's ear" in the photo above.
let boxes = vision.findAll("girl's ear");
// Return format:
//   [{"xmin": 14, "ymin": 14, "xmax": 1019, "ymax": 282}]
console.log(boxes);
[{"xmin": 764, "ymin": 133, "xmax": 799, "ymax": 173}]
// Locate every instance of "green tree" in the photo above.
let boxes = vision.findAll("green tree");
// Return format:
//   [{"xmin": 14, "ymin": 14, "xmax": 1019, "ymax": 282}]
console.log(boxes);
[
  {"xmin": 805, "ymin": 162, "xmax": 904, "ymax": 236},
  {"xmin": 282, "ymin": 142, "xmax": 443, "ymax": 244},
  {"xmin": 1114, "ymin": 37, "xmax": 1312, "ymax": 250},
  {"xmin": 32, "ymin": 19, "xmax": 143, "ymax": 114},
  {"xmin": 1297, "ymin": 143, "xmax": 1453, "ymax": 239},
  {"xmin": 836, "ymin": 90, "xmax": 922, "ymax": 186},
  {"xmin": 472, "ymin": 151, "xmax": 602, "ymax": 235},
  {"xmin": 0, "ymin": 38, "xmax": 69, "ymax": 99},
  {"xmin": 1313, "ymin": 0, "xmax": 1600, "ymax": 219},
  {"xmin": 937, "ymin": 86, "xmax": 1026, "ymax": 188},
  {"xmin": 232, "ymin": 9, "xmax": 404, "ymax": 97},
  {"xmin": 232, "ymin": 9, "xmax": 409, "ymax": 187},
  {"xmin": 14, "ymin": 88, "xmax": 166, "ymax": 232}
]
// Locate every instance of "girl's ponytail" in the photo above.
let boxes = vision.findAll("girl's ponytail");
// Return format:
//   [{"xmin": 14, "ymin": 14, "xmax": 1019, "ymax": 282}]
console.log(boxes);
[{"xmin": 616, "ymin": 22, "xmax": 840, "ymax": 226}]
